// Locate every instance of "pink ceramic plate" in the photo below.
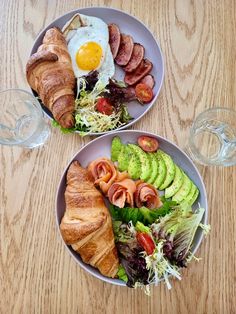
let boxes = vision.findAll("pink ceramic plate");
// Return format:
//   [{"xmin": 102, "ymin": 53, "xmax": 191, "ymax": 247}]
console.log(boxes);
[{"xmin": 29, "ymin": 7, "xmax": 164, "ymax": 135}]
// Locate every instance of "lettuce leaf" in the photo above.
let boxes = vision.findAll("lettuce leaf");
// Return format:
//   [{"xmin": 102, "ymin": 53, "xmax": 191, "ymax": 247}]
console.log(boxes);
[
  {"xmin": 110, "ymin": 198, "xmax": 176, "ymax": 225},
  {"xmin": 151, "ymin": 204, "xmax": 207, "ymax": 264},
  {"xmin": 117, "ymin": 265, "xmax": 128, "ymax": 282}
]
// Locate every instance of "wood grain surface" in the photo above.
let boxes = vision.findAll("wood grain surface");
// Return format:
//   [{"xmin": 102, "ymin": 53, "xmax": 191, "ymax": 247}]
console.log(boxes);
[{"xmin": 0, "ymin": 0, "xmax": 236, "ymax": 313}]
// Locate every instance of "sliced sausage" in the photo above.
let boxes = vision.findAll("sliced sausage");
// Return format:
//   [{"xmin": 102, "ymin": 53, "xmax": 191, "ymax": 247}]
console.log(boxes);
[
  {"xmin": 115, "ymin": 34, "xmax": 134, "ymax": 66},
  {"xmin": 108, "ymin": 24, "xmax": 121, "ymax": 59},
  {"xmin": 124, "ymin": 59, "xmax": 153, "ymax": 86},
  {"xmin": 123, "ymin": 43, "xmax": 144, "ymax": 72},
  {"xmin": 140, "ymin": 74, "xmax": 155, "ymax": 89}
]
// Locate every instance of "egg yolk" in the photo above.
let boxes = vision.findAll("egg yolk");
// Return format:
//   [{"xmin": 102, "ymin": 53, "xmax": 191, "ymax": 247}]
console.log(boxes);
[{"xmin": 76, "ymin": 42, "xmax": 103, "ymax": 71}]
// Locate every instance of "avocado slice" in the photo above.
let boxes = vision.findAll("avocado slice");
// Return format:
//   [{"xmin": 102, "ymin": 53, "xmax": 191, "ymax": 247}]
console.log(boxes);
[
  {"xmin": 128, "ymin": 153, "xmax": 141, "ymax": 179},
  {"xmin": 182, "ymin": 183, "xmax": 197, "ymax": 204},
  {"xmin": 111, "ymin": 136, "xmax": 123, "ymax": 162},
  {"xmin": 117, "ymin": 145, "xmax": 132, "ymax": 171},
  {"xmin": 172, "ymin": 173, "xmax": 192, "ymax": 203},
  {"xmin": 165, "ymin": 165, "xmax": 183, "ymax": 198},
  {"xmin": 128, "ymin": 144, "xmax": 151, "ymax": 181},
  {"xmin": 147, "ymin": 153, "xmax": 159, "ymax": 184},
  {"xmin": 189, "ymin": 188, "xmax": 200, "ymax": 206},
  {"xmin": 158, "ymin": 150, "xmax": 176, "ymax": 190},
  {"xmin": 153, "ymin": 153, "xmax": 167, "ymax": 189}
]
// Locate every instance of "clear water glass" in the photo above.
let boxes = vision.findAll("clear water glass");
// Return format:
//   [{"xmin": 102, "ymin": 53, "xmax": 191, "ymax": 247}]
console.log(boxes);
[
  {"xmin": 186, "ymin": 107, "xmax": 236, "ymax": 166},
  {"xmin": 0, "ymin": 89, "xmax": 50, "ymax": 148}
]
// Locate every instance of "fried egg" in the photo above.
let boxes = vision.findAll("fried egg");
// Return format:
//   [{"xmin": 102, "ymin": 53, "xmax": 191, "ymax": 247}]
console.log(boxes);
[{"xmin": 65, "ymin": 14, "xmax": 115, "ymax": 86}]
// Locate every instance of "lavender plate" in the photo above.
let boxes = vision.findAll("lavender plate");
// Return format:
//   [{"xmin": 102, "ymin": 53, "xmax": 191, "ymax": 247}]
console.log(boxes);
[
  {"xmin": 29, "ymin": 7, "xmax": 164, "ymax": 135},
  {"xmin": 56, "ymin": 130, "xmax": 208, "ymax": 286}
]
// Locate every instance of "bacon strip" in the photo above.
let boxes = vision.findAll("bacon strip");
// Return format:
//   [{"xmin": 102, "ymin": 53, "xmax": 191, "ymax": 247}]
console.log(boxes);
[
  {"xmin": 108, "ymin": 179, "xmax": 136, "ymax": 208},
  {"xmin": 88, "ymin": 157, "xmax": 128, "ymax": 195},
  {"xmin": 134, "ymin": 181, "xmax": 162, "ymax": 209}
]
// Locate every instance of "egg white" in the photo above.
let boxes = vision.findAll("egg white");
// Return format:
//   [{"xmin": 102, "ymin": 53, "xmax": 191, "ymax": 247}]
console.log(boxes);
[{"xmin": 66, "ymin": 14, "xmax": 115, "ymax": 85}]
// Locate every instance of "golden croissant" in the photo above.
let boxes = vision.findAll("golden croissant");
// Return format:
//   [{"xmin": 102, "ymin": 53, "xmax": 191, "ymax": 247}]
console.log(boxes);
[
  {"xmin": 26, "ymin": 27, "xmax": 76, "ymax": 128},
  {"xmin": 60, "ymin": 161, "xmax": 119, "ymax": 278}
]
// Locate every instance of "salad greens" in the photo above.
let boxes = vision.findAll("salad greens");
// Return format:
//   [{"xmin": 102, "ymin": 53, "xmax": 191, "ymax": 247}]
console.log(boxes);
[
  {"xmin": 52, "ymin": 74, "xmax": 132, "ymax": 135},
  {"xmin": 135, "ymin": 221, "xmax": 150, "ymax": 233},
  {"xmin": 110, "ymin": 197, "xmax": 176, "ymax": 225},
  {"xmin": 144, "ymin": 240, "xmax": 182, "ymax": 289},
  {"xmin": 51, "ymin": 120, "xmax": 76, "ymax": 134},
  {"xmin": 151, "ymin": 203, "xmax": 209, "ymax": 264},
  {"xmin": 113, "ymin": 200, "xmax": 209, "ymax": 292},
  {"xmin": 117, "ymin": 265, "xmax": 128, "ymax": 282}
]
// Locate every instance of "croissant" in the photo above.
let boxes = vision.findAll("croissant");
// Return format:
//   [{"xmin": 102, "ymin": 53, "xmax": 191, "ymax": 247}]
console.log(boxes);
[
  {"xmin": 60, "ymin": 161, "xmax": 119, "ymax": 278},
  {"xmin": 26, "ymin": 27, "xmax": 76, "ymax": 128}
]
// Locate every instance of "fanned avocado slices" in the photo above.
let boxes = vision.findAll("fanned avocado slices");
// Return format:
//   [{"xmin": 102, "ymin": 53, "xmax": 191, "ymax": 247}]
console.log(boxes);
[
  {"xmin": 182, "ymin": 183, "xmax": 197, "ymax": 205},
  {"xmin": 188, "ymin": 188, "xmax": 200, "ymax": 206},
  {"xmin": 111, "ymin": 136, "xmax": 200, "ymax": 206},
  {"xmin": 158, "ymin": 150, "xmax": 176, "ymax": 190},
  {"xmin": 128, "ymin": 144, "xmax": 151, "ymax": 181},
  {"xmin": 117, "ymin": 145, "xmax": 132, "ymax": 171},
  {"xmin": 153, "ymin": 153, "xmax": 167, "ymax": 189},
  {"xmin": 165, "ymin": 165, "xmax": 183, "ymax": 198},
  {"xmin": 147, "ymin": 153, "xmax": 159, "ymax": 184},
  {"xmin": 172, "ymin": 173, "xmax": 192, "ymax": 203},
  {"xmin": 111, "ymin": 136, "xmax": 123, "ymax": 162},
  {"xmin": 128, "ymin": 153, "xmax": 141, "ymax": 179}
]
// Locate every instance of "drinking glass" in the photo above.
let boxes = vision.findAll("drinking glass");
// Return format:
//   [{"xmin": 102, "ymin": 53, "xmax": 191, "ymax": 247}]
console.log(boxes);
[
  {"xmin": 186, "ymin": 107, "xmax": 236, "ymax": 166},
  {"xmin": 0, "ymin": 89, "xmax": 50, "ymax": 148}
]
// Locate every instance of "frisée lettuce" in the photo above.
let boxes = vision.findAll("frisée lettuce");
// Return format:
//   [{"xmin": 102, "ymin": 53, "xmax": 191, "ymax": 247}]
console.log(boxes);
[
  {"xmin": 52, "ymin": 75, "xmax": 132, "ymax": 135},
  {"xmin": 113, "ymin": 202, "xmax": 209, "ymax": 291}
]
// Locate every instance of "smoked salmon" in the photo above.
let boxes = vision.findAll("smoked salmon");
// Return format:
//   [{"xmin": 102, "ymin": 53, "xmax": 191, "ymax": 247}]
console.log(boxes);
[{"xmin": 108, "ymin": 179, "xmax": 136, "ymax": 208}]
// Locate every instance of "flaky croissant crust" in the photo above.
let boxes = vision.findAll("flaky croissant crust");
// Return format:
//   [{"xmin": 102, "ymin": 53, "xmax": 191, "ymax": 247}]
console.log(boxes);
[
  {"xmin": 60, "ymin": 161, "xmax": 119, "ymax": 278},
  {"xmin": 26, "ymin": 27, "xmax": 76, "ymax": 128}
]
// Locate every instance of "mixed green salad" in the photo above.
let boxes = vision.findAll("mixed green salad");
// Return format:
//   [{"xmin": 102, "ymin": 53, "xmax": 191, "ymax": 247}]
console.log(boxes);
[
  {"xmin": 109, "ymin": 136, "xmax": 210, "ymax": 294},
  {"xmin": 52, "ymin": 71, "xmax": 133, "ymax": 135}
]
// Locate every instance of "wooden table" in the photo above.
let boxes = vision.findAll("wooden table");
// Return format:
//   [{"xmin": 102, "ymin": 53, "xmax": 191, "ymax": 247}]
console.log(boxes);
[{"xmin": 1, "ymin": 1, "xmax": 235, "ymax": 313}]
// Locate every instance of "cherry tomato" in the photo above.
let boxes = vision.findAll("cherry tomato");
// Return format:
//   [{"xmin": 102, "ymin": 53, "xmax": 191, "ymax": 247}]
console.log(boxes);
[
  {"xmin": 96, "ymin": 98, "xmax": 113, "ymax": 115},
  {"xmin": 135, "ymin": 83, "xmax": 153, "ymax": 103},
  {"xmin": 136, "ymin": 232, "xmax": 155, "ymax": 255},
  {"xmin": 138, "ymin": 136, "xmax": 159, "ymax": 152}
]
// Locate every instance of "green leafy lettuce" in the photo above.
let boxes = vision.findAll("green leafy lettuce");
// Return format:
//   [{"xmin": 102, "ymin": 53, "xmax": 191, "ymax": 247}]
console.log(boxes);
[{"xmin": 110, "ymin": 198, "xmax": 176, "ymax": 225}]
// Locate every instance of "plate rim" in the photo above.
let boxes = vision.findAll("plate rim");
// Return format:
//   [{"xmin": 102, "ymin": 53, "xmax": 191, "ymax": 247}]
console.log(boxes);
[
  {"xmin": 55, "ymin": 129, "xmax": 208, "ymax": 286},
  {"xmin": 28, "ymin": 6, "xmax": 165, "ymax": 136}
]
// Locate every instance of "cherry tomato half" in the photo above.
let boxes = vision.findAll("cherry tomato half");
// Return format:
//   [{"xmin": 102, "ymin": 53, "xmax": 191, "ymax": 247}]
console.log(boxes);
[
  {"xmin": 135, "ymin": 83, "xmax": 153, "ymax": 103},
  {"xmin": 138, "ymin": 136, "xmax": 159, "ymax": 152},
  {"xmin": 96, "ymin": 98, "xmax": 113, "ymax": 115},
  {"xmin": 136, "ymin": 232, "xmax": 155, "ymax": 255}
]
